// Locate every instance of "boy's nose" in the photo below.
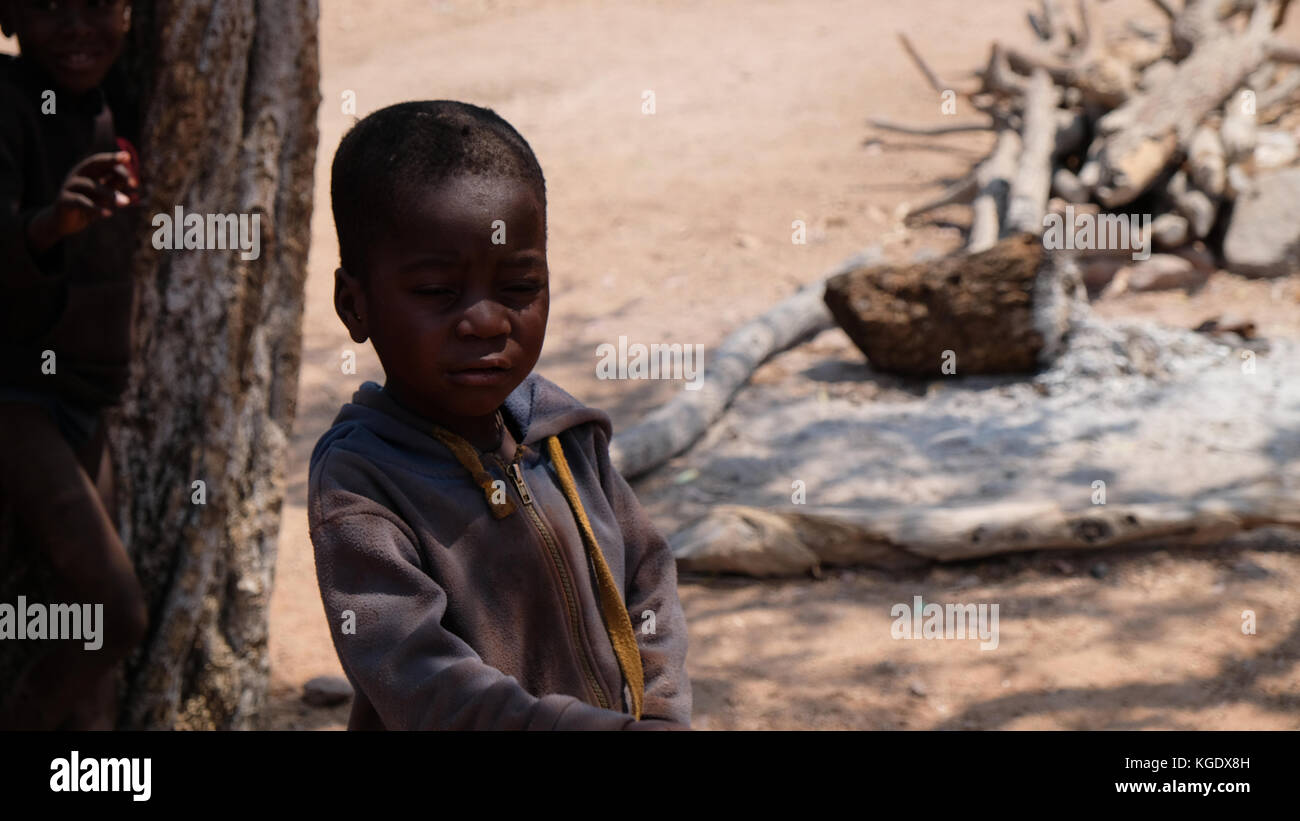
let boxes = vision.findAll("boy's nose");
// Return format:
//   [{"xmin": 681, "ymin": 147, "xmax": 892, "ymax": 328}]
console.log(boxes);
[{"xmin": 455, "ymin": 298, "xmax": 512, "ymax": 338}]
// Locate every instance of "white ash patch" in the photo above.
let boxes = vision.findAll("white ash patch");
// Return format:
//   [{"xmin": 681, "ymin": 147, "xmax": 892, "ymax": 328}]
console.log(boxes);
[{"xmin": 640, "ymin": 308, "xmax": 1299, "ymax": 542}]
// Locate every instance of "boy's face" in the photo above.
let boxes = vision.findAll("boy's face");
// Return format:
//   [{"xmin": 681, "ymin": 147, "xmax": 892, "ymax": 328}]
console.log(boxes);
[
  {"xmin": 11, "ymin": 0, "xmax": 131, "ymax": 95},
  {"xmin": 336, "ymin": 172, "xmax": 549, "ymax": 432}
]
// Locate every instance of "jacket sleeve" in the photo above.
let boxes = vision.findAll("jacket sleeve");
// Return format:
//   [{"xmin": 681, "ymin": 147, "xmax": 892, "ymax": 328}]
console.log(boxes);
[
  {"xmin": 590, "ymin": 425, "xmax": 694, "ymax": 726},
  {"xmin": 0, "ymin": 90, "xmax": 58, "ymax": 289},
  {"xmin": 309, "ymin": 453, "xmax": 641, "ymax": 731}
]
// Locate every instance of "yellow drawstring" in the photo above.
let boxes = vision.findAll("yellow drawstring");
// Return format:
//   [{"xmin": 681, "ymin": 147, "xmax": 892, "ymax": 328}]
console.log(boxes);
[{"xmin": 547, "ymin": 435, "xmax": 645, "ymax": 720}]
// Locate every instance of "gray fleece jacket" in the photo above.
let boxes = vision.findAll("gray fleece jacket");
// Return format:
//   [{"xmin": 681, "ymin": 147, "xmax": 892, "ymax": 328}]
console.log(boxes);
[{"xmin": 308, "ymin": 373, "xmax": 692, "ymax": 730}]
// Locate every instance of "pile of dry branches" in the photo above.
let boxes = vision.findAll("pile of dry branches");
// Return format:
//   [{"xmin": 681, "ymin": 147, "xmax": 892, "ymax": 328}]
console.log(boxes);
[{"xmin": 883, "ymin": 0, "xmax": 1300, "ymax": 269}]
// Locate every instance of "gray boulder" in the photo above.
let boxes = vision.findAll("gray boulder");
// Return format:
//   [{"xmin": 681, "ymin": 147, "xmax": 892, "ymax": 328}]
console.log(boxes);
[
  {"xmin": 302, "ymin": 675, "xmax": 353, "ymax": 708},
  {"xmin": 1223, "ymin": 167, "xmax": 1300, "ymax": 278}
]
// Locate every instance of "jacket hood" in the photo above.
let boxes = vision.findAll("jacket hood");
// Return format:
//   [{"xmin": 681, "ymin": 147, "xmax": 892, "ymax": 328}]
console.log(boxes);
[{"xmin": 310, "ymin": 371, "xmax": 613, "ymax": 472}]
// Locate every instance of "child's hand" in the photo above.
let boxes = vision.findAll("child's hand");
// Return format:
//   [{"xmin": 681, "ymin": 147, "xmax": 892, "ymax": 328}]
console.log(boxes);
[
  {"xmin": 26, "ymin": 151, "xmax": 140, "ymax": 254},
  {"xmin": 53, "ymin": 151, "xmax": 140, "ymax": 231}
]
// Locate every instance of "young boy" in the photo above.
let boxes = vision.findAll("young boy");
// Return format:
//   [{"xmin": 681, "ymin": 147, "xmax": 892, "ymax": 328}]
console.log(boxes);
[
  {"xmin": 310, "ymin": 100, "xmax": 692, "ymax": 730},
  {"xmin": 0, "ymin": 0, "xmax": 147, "ymax": 729}
]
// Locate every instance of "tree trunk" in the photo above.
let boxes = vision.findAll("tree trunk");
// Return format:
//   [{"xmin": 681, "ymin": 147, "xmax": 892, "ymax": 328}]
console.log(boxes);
[{"xmin": 109, "ymin": 0, "xmax": 320, "ymax": 729}]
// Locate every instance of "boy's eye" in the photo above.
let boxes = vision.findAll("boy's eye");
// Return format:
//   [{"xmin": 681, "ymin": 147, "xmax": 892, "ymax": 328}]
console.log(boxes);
[{"xmin": 414, "ymin": 287, "xmax": 455, "ymax": 297}]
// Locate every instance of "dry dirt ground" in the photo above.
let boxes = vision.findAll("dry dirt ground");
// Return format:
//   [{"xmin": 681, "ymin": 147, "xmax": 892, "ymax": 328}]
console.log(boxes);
[{"xmin": 262, "ymin": 0, "xmax": 1300, "ymax": 730}]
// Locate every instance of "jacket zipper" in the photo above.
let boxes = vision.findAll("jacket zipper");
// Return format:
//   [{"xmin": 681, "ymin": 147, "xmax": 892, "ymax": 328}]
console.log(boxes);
[{"xmin": 496, "ymin": 452, "xmax": 613, "ymax": 711}]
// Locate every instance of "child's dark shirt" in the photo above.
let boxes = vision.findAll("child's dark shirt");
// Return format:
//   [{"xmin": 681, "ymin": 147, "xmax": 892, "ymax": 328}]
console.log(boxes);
[{"xmin": 0, "ymin": 54, "xmax": 137, "ymax": 409}]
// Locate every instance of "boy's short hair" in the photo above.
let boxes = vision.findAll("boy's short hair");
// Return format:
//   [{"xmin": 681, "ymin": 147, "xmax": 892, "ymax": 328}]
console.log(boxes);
[{"xmin": 331, "ymin": 100, "xmax": 547, "ymax": 281}]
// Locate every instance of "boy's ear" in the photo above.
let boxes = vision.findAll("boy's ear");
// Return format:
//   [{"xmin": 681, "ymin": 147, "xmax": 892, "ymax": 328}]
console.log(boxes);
[{"xmin": 334, "ymin": 266, "xmax": 369, "ymax": 344}]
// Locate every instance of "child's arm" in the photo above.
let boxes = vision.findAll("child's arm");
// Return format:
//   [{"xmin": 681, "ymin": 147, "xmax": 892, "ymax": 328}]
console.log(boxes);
[
  {"xmin": 590, "ymin": 425, "xmax": 694, "ymax": 726},
  {"xmin": 0, "ymin": 94, "xmax": 48, "ymax": 287},
  {"xmin": 309, "ymin": 452, "xmax": 649, "ymax": 731},
  {"xmin": 0, "ymin": 109, "xmax": 137, "ymax": 285}
]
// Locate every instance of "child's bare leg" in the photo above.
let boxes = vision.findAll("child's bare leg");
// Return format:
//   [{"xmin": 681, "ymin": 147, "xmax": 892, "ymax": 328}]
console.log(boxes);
[
  {"xmin": 0, "ymin": 402, "xmax": 147, "ymax": 730},
  {"xmin": 60, "ymin": 424, "xmax": 129, "ymax": 731}
]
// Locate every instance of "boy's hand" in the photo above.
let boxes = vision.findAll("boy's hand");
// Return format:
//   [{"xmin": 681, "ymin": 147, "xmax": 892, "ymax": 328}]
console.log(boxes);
[{"xmin": 26, "ymin": 151, "xmax": 140, "ymax": 254}]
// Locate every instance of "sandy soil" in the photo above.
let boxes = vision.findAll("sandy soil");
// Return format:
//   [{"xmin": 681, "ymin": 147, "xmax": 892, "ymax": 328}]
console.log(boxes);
[{"xmin": 262, "ymin": 0, "xmax": 1300, "ymax": 730}]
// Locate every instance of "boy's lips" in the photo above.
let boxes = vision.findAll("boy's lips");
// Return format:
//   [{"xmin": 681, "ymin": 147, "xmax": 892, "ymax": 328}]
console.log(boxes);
[{"xmin": 446, "ymin": 358, "xmax": 512, "ymax": 387}]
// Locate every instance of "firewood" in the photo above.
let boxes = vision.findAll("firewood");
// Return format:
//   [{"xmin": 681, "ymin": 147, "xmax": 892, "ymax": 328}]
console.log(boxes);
[
  {"xmin": 671, "ymin": 494, "xmax": 1300, "ymax": 573},
  {"xmin": 1003, "ymin": 45, "xmax": 1134, "ymax": 107},
  {"xmin": 1166, "ymin": 170, "xmax": 1219, "ymax": 239},
  {"xmin": 1221, "ymin": 89, "xmax": 1259, "ymax": 159},
  {"xmin": 1138, "ymin": 59, "xmax": 1177, "ymax": 93},
  {"xmin": 903, "ymin": 174, "xmax": 979, "ymax": 221},
  {"xmin": 1052, "ymin": 167, "xmax": 1089, "ymax": 201},
  {"xmin": 1091, "ymin": 3, "xmax": 1275, "ymax": 207},
  {"xmin": 979, "ymin": 43, "xmax": 1030, "ymax": 97},
  {"xmin": 1077, "ymin": 158, "xmax": 1102, "ymax": 189},
  {"xmin": 1004, "ymin": 69, "xmax": 1060, "ymax": 235},
  {"xmin": 1188, "ymin": 125, "xmax": 1227, "ymax": 197},
  {"xmin": 868, "ymin": 118, "xmax": 995, "ymax": 136},
  {"xmin": 896, "ymin": 31, "xmax": 949, "ymax": 94},
  {"xmin": 1145, "ymin": 0, "xmax": 1178, "ymax": 21},
  {"xmin": 1028, "ymin": 0, "xmax": 1075, "ymax": 53},
  {"xmin": 969, "ymin": 130, "xmax": 1021, "ymax": 251},
  {"xmin": 1257, "ymin": 66, "xmax": 1300, "ymax": 116},
  {"xmin": 1075, "ymin": 0, "xmax": 1094, "ymax": 54},
  {"xmin": 1171, "ymin": 0, "xmax": 1226, "ymax": 60},
  {"xmin": 670, "ymin": 493, "xmax": 1300, "ymax": 571},
  {"xmin": 1267, "ymin": 40, "xmax": 1300, "ymax": 63},
  {"xmin": 901, "ymin": 110, "xmax": 1081, "ymax": 225}
]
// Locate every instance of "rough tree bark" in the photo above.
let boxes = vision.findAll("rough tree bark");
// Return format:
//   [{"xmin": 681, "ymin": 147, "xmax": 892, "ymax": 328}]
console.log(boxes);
[{"xmin": 107, "ymin": 0, "xmax": 320, "ymax": 729}]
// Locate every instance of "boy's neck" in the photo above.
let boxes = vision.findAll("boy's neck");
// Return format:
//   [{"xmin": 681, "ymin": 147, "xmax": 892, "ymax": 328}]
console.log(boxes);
[{"xmin": 380, "ymin": 383, "xmax": 507, "ymax": 453}]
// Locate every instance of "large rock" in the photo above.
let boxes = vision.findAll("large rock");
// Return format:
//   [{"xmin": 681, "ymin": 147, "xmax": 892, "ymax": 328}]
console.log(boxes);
[
  {"xmin": 1223, "ymin": 167, "xmax": 1300, "ymax": 278},
  {"xmin": 823, "ymin": 234, "xmax": 1075, "ymax": 376},
  {"xmin": 302, "ymin": 675, "xmax": 353, "ymax": 708}
]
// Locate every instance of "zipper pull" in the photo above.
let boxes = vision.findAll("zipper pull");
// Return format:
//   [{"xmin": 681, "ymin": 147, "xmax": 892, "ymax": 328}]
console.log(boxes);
[{"xmin": 508, "ymin": 462, "xmax": 534, "ymax": 506}]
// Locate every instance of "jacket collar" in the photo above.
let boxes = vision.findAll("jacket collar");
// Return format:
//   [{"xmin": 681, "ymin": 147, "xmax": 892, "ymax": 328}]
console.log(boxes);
[{"xmin": 343, "ymin": 371, "xmax": 613, "ymax": 449}]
